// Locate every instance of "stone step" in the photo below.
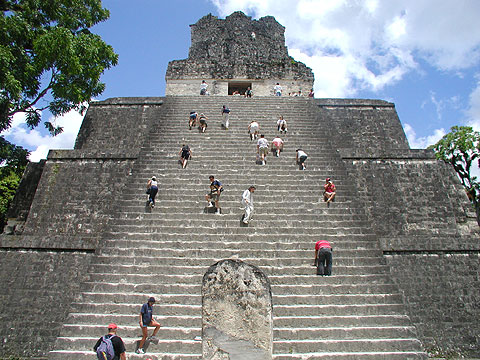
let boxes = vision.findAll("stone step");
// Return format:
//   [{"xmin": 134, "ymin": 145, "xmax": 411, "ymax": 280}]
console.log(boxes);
[
  {"xmin": 53, "ymin": 337, "xmax": 200, "ymax": 353},
  {"xmin": 92, "ymin": 255, "xmax": 386, "ymax": 267},
  {"xmin": 274, "ymin": 326, "xmax": 419, "ymax": 340},
  {"xmin": 80, "ymin": 282, "xmax": 399, "ymax": 296},
  {"xmin": 272, "ymin": 352, "xmax": 427, "ymax": 359},
  {"xmin": 48, "ymin": 350, "xmax": 201, "ymax": 360},
  {"xmin": 77, "ymin": 291, "xmax": 402, "ymax": 305},
  {"xmin": 97, "ymin": 248, "xmax": 383, "ymax": 259},
  {"xmin": 106, "ymin": 225, "xmax": 374, "ymax": 235},
  {"xmin": 272, "ymin": 338, "xmax": 424, "ymax": 353},
  {"xmin": 88, "ymin": 264, "xmax": 390, "ymax": 276},
  {"xmin": 100, "ymin": 239, "xmax": 379, "ymax": 251}
]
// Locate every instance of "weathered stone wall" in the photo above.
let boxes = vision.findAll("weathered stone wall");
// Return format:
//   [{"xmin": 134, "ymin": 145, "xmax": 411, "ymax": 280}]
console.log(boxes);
[
  {"xmin": 166, "ymin": 12, "xmax": 314, "ymax": 95},
  {"xmin": 0, "ymin": 242, "xmax": 93, "ymax": 358},
  {"xmin": 314, "ymin": 99, "xmax": 410, "ymax": 156},
  {"xmin": 202, "ymin": 259, "xmax": 273, "ymax": 360},
  {"xmin": 75, "ymin": 98, "xmax": 164, "ymax": 150},
  {"xmin": 3, "ymin": 160, "xmax": 45, "ymax": 235},
  {"xmin": 384, "ymin": 252, "xmax": 480, "ymax": 357},
  {"xmin": 318, "ymin": 97, "xmax": 480, "ymax": 356},
  {"xmin": 0, "ymin": 98, "xmax": 166, "ymax": 358}
]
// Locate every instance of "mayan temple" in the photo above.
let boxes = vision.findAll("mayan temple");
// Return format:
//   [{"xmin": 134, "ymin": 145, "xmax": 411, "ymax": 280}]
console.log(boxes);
[{"xmin": 0, "ymin": 11, "xmax": 479, "ymax": 360}]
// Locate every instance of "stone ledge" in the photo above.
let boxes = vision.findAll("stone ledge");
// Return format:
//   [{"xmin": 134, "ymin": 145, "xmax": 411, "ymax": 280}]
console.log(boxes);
[
  {"xmin": 90, "ymin": 97, "xmax": 165, "ymax": 106},
  {"xmin": 0, "ymin": 235, "xmax": 98, "ymax": 251},
  {"xmin": 47, "ymin": 149, "xmax": 138, "ymax": 160},
  {"xmin": 314, "ymin": 98, "xmax": 394, "ymax": 107},
  {"xmin": 379, "ymin": 235, "xmax": 480, "ymax": 252},
  {"xmin": 341, "ymin": 149, "xmax": 435, "ymax": 160}
]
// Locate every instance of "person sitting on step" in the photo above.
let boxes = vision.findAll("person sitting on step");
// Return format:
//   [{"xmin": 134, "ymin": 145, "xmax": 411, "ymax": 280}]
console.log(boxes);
[
  {"xmin": 277, "ymin": 115, "xmax": 287, "ymax": 134},
  {"xmin": 200, "ymin": 80, "xmax": 208, "ymax": 95},
  {"xmin": 323, "ymin": 178, "xmax": 336, "ymax": 207}
]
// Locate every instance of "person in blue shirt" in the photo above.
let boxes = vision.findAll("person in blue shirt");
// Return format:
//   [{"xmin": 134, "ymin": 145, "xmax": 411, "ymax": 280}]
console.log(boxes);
[{"xmin": 136, "ymin": 297, "xmax": 161, "ymax": 354}]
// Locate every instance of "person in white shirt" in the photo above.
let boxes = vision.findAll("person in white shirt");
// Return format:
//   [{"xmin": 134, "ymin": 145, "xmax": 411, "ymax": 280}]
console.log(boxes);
[
  {"xmin": 271, "ymin": 137, "xmax": 284, "ymax": 157},
  {"xmin": 257, "ymin": 134, "xmax": 269, "ymax": 165},
  {"xmin": 200, "ymin": 80, "xmax": 208, "ymax": 95},
  {"xmin": 277, "ymin": 115, "xmax": 287, "ymax": 134},
  {"xmin": 274, "ymin": 82, "xmax": 282, "ymax": 96},
  {"xmin": 296, "ymin": 149, "xmax": 308, "ymax": 170},
  {"xmin": 241, "ymin": 186, "xmax": 256, "ymax": 224},
  {"xmin": 248, "ymin": 120, "xmax": 259, "ymax": 140}
]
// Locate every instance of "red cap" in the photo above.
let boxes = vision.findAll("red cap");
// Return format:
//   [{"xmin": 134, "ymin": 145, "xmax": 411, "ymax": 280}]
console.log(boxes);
[{"xmin": 108, "ymin": 323, "xmax": 118, "ymax": 330}]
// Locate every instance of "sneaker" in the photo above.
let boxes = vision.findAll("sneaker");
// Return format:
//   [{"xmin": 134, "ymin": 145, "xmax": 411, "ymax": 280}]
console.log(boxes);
[
  {"xmin": 243, "ymin": 220, "xmax": 249, "ymax": 224},
  {"xmin": 151, "ymin": 203, "xmax": 155, "ymax": 208},
  {"xmin": 148, "ymin": 335, "xmax": 159, "ymax": 344},
  {"xmin": 207, "ymin": 203, "xmax": 214, "ymax": 208},
  {"xmin": 136, "ymin": 348, "xmax": 145, "ymax": 354},
  {"xmin": 262, "ymin": 161, "xmax": 265, "ymax": 166},
  {"xmin": 215, "ymin": 210, "xmax": 221, "ymax": 215}
]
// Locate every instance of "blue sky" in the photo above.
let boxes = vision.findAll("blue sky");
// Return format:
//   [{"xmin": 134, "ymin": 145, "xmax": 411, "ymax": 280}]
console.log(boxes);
[{"xmin": 3, "ymin": 0, "xmax": 480, "ymax": 162}]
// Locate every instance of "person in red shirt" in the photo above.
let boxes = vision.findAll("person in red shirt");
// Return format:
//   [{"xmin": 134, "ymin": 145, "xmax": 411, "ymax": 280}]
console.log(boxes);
[
  {"xmin": 323, "ymin": 178, "xmax": 336, "ymax": 206},
  {"xmin": 314, "ymin": 240, "xmax": 332, "ymax": 276}
]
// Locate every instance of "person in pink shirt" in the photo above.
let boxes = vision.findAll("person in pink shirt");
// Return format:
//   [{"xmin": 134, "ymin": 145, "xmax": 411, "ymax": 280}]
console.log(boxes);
[
  {"xmin": 271, "ymin": 136, "xmax": 284, "ymax": 157},
  {"xmin": 323, "ymin": 178, "xmax": 336, "ymax": 206},
  {"xmin": 314, "ymin": 240, "xmax": 332, "ymax": 276}
]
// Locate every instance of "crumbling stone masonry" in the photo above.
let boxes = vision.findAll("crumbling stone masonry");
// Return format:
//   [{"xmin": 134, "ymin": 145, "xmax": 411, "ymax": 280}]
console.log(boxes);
[
  {"xmin": 166, "ymin": 12, "xmax": 314, "ymax": 96},
  {"xmin": 202, "ymin": 259, "xmax": 273, "ymax": 360}
]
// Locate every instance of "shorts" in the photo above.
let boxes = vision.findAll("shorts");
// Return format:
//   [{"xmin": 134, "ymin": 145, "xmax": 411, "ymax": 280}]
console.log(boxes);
[
  {"xmin": 299, "ymin": 155, "xmax": 307, "ymax": 163},
  {"xmin": 259, "ymin": 147, "xmax": 268, "ymax": 155},
  {"xmin": 200, "ymin": 119, "xmax": 207, "ymax": 125},
  {"xmin": 181, "ymin": 151, "xmax": 190, "ymax": 159},
  {"xmin": 208, "ymin": 192, "xmax": 219, "ymax": 201},
  {"xmin": 249, "ymin": 126, "xmax": 259, "ymax": 133}
]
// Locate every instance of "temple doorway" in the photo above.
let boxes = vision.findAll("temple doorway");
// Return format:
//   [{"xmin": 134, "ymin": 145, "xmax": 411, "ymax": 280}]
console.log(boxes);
[{"xmin": 228, "ymin": 82, "xmax": 252, "ymax": 95}]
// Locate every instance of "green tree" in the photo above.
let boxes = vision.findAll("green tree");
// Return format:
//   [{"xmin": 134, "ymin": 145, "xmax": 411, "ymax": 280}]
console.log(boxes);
[
  {"xmin": 0, "ymin": 136, "xmax": 29, "ymax": 230},
  {"xmin": 0, "ymin": 0, "xmax": 118, "ymax": 135},
  {"xmin": 429, "ymin": 126, "xmax": 480, "ymax": 226}
]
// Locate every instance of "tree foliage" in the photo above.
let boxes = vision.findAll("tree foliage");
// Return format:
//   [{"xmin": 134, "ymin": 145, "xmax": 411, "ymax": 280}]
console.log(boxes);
[
  {"xmin": 0, "ymin": 136, "xmax": 29, "ymax": 230},
  {"xmin": 429, "ymin": 126, "xmax": 480, "ymax": 226},
  {"xmin": 0, "ymin": 0, "xmax": 118, "ymax": 135}
]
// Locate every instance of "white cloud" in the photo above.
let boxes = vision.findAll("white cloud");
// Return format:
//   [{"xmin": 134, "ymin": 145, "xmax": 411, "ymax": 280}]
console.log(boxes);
[
  {"xmin": 210, "ymin": 0, "xmax": 480, "ymax": 96},
  {"xmin": 1, "ymin": 107, "xmax": 85, "ymax": 162},
  {"xmin": 465, "ymin": 76, "xmax": 480, "ymax": 132},
  {"xmin": 403, "ymin": 123, "xmax": 446, "ymax": 149}
]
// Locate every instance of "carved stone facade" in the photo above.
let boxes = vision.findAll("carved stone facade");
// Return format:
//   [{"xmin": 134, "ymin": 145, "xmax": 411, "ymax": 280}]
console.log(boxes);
[{"xmin": 165, "ymin": 12, "xmax": 314, "ymax": 96}]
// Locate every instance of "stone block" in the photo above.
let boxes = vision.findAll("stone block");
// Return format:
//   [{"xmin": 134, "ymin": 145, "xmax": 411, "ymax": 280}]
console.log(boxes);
[{"xmin": 202, "ymin": 259, "xmax": 273, "ymax": 360}]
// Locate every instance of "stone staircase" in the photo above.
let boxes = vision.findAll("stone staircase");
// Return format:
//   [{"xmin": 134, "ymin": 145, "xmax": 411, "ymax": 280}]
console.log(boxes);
[{"xmin": 48, "ymin": 96, "xmax": 428, "ymax": 359}]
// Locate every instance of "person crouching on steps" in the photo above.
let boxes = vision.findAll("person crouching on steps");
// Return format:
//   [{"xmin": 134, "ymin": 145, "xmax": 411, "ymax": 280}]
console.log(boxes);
[
  {"xmin": 199, "ymin": 113, "xmax": 208, "ymax": 133},
  {"xmin": 205, "ymin": 175, "xmax": 223, "ymax": 215},
  {"xmin": 137, "ymin": 297, "xmax": 161, "ymax": 354},
  {"xmin": 314, "ymin": 240, "xmax": 332, "ymax": 276},
  {"xmin": 146, "ymin": 176, "xmax": 158, "ymax": 208}
]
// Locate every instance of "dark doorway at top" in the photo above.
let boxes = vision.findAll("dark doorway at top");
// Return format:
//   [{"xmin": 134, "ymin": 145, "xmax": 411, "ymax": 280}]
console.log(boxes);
[{"xmin": 228, "ymin": 82, "xmax": 252, "ymax": 95}]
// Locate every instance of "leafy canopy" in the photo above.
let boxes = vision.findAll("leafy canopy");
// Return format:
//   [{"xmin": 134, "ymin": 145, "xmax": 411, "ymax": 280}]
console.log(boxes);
[
  {"xmin": 429, "ymin": 126, "xmax": 480, "ymax": 226},
  {"xmin": 429, "ymin": 126, "xmax": 480, "ymax": 190},
  {"xmin": 0, "ymin": 136, "xmax": 29, "ymax": 230},
  {"xmin": 0, "ymin": 0, "xmax": 118, "ymax": 135}
]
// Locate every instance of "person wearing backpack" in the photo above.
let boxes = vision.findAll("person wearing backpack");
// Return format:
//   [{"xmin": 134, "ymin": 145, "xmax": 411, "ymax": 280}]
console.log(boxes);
[{"xmin": 93, "ymin": 323, "xmax": 126, "ymax": 360}]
